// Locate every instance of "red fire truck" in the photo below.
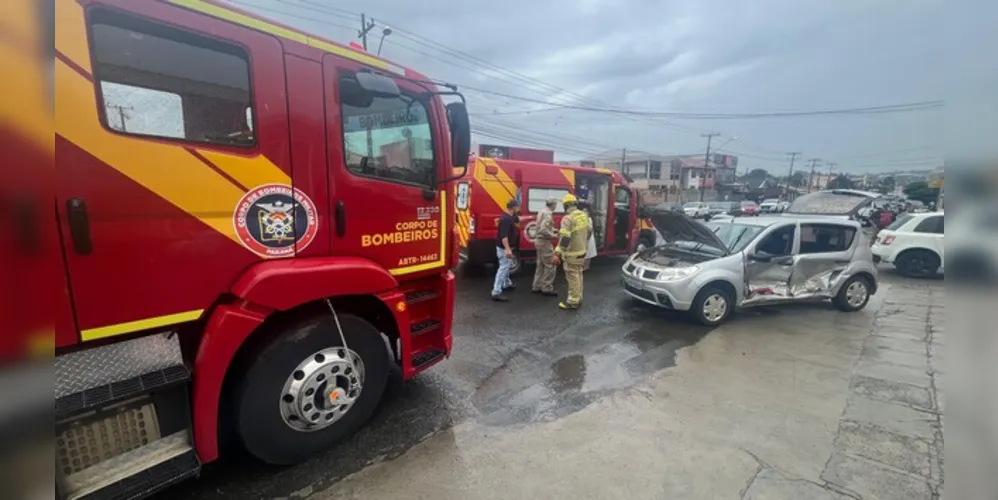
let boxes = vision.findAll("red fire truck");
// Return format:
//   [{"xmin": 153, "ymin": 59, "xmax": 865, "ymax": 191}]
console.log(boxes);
[
  {"xmin": 51, "ymin": 0, "xmax": 470, "ymax": 498},
  {"xmin": 454, "ymin": 156, "xmax": 656, "ymax": 272}
]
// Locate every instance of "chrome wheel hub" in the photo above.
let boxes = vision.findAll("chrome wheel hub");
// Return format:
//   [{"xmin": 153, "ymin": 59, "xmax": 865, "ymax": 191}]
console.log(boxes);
[
  {"xmin": 703, "ymin": 294, "xmax": 728, "ymax": 323},
  {"xmin": 845, "ymin": 281, "xmax": 868, "ymax": 307},
  {"xmin": 280, "ymin": 347, "xmax": 365, "ymax": 432}
]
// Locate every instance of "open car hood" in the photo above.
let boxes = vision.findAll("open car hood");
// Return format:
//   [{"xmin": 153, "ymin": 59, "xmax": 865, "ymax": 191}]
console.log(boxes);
[
  {"xmin": 785, "ymin": 189, "xmax": 882, "ymax": 217},
  {"xmin": 648, "ymin": 211, "xmax": 730, "ymax": 255}
]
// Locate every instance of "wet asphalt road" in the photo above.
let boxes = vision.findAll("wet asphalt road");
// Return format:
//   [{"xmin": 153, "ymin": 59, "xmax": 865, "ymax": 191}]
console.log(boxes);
[{"xmin": 164, "ymin": 257, "xmax": 715, "ymax": 499}]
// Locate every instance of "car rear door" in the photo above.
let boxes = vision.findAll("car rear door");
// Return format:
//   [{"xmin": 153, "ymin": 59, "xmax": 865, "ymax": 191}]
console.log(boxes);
[{"xmin": 912, "ymin": 214, "xmax": 945, "ymax": 266}]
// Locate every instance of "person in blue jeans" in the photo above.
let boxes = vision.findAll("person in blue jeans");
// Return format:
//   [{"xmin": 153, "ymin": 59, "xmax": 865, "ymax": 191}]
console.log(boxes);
[{"xmin": 491, "ymin": 198, "xmax": 520, "ymax": 302}]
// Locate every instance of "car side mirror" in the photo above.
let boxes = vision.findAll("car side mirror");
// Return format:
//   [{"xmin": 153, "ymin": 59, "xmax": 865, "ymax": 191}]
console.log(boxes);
[{"xmin": 748, "ymin": 251, "xmax": 773, "ymax": 263}]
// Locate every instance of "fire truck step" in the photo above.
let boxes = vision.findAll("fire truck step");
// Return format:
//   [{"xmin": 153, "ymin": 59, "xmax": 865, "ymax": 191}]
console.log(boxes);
[
  {"xmin": 56, "ymin": 365, "xmax": 189, "ymax": 420},
  {"xmin": 56, "ymin": 333, "xmax": 185, "ymax": 404},
  {"xmin": 62, "ymin": 431, "xmax": 199, "ymax": 500},
  {"xmin": 410, "ymin": 319, "xmax": 442, "ymax": 337},
  {"xmin": 411, "ymin": 348, "xmax": 445, "ymax": 370},
  {"xmin": 404, "ymin": 290, "xmax": 440, "ymax": 305}
]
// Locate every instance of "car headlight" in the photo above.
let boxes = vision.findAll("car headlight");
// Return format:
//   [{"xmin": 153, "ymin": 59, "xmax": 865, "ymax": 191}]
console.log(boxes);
[{"xmin": 655, "ymin": 266, "xmax": 700, "ymax": 281}]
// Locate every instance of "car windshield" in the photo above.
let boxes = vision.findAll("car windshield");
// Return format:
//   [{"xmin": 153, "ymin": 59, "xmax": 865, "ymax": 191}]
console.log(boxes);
[
  {"xmin": 741, "ymin": 201, "xmax": 757, "ymax": 206},
  {"xmin": 886, "ymin": 214, "xmax": 914, "ymax": 231},
  {"xmin": 705, "ymin": 222, "xmax": 765, "ymax": 252},
  {"xmin": 683, "ymin": 202, "xmax": 699, "ymax": 208},
  {"xmin": 762, "ymin": 199, "xmax": 779, "ymax": 204}
]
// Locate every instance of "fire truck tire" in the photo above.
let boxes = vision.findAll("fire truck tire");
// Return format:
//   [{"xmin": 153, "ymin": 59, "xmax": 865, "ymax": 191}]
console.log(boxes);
[{"xmin": 234, "ymin": 313, "xmax": 389, "ymax": 465}]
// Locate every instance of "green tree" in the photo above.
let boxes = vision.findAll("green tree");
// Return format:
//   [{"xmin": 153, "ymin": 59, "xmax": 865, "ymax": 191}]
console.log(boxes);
[
  {"xmin": 877, "ymin": 176, "xmax": 895, "ymax": 194},
  {"xmin": 903, "ymin": 181, "xmax": 940, "ymax": 205},
  {"xmin": 789, "ymin": 171, "xmax": 807, "ymax": 188},
  {"xmin": 827, "ymin": 174, "xmax": 854, "ymax": 189},
  {"xmin": 747, "ymin": 168, "xmax": 770, "ymax": 178}
]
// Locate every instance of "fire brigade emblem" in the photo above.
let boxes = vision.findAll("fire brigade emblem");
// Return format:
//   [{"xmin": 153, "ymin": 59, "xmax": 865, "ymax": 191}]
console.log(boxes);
[
  {"xmin": 233, "ymin": 184, "xmax": 318, "ymax": 258},
  {"xmin": 523, "ymin": 221, "xmax": 538, "ymax": 243}
]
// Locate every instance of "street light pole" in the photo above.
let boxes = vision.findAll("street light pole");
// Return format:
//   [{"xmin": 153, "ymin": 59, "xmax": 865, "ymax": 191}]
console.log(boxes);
[{"xmin": 377, "ymin": 26, "xmax": 393, "ymax": 56}]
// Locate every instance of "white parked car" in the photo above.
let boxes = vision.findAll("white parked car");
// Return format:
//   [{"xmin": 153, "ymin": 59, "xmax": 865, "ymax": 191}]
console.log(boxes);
[
  {"xmin": 683, "ymin": 202, "xmax": 711, "ymax": 219},
  {"xmin": 759, "ymin": 198, "xmax": 781, "ymax": 213},
  {"xmin": 871, "ymin": 211, "xmax": 944, "ymax": 278}
]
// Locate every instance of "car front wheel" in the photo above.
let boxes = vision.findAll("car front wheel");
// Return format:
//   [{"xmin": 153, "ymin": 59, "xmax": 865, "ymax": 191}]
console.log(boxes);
[
  {"xmin": 691, "ymin": 286, "xmax": 733, "ymax": 326},
  {"xmin": 832, "ymin": 275, "xmax": 871, "ymax": 312}
]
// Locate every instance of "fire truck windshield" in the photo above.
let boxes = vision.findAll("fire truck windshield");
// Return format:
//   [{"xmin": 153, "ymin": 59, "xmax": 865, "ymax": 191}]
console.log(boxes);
[{"xmin": 340, "ymin": 75, "xmax": 436, "ymax": 187}]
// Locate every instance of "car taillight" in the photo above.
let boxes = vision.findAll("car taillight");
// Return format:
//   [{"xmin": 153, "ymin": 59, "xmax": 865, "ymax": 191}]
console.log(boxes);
[{"xmin": 880, "ymin": 235, "xmax": 895, "ymax": 245}]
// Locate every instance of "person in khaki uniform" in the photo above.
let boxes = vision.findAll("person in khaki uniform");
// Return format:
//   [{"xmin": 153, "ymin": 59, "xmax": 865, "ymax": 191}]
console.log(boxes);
[
  {"xmin": 552, "ymin": 194, "xmax": 591, "ymax": 310},
  {"xmin": 531, "ymin": 198, "xmax": 559, "ymax": 296}
]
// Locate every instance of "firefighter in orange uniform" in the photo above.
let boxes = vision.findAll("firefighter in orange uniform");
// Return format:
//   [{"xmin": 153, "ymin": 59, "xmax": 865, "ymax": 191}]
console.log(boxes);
[{"xmin": 551, "ymin": 194, "xmax": 591, "ymax": 310}]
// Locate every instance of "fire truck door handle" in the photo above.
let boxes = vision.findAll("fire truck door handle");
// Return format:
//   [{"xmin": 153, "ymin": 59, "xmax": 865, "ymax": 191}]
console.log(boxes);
[
  {"xmin": 335, "ymin": 201, "xmax": 346, "ymax": 237},
  {"xmin": 66, "ymin": 198, "xmax": 93, "ymax": 255}
]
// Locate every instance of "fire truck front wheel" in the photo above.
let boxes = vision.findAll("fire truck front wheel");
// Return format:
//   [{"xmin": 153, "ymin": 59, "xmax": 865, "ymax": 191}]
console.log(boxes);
[{"xmin": 234, "ymin": 313, "xmax": 390, "ymax": 465}]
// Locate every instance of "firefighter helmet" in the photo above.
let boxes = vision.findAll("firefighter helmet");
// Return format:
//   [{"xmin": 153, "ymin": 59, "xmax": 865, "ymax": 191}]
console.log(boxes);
[{"xmin": 562, "ymin": 193, "xmax": 578, "ymax": 205}]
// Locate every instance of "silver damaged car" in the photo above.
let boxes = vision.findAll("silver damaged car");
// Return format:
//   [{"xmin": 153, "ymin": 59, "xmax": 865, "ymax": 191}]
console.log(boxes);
[{"xmin": 621, "ymin": 211, "xmax": 878, "ymax": 325}]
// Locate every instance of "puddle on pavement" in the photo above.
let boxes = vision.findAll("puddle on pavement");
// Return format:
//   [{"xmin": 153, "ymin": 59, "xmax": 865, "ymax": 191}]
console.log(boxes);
[{"xmin": 474, "ymin": 321, "xmax": 710, "ymax": 426}]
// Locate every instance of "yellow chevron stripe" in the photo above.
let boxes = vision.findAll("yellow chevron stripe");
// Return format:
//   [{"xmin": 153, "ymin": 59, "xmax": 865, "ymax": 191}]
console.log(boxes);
[
  {"xmin": 56, "ymin": 1, "xmax": 92, "ymax": 80},
  {"xmin": 559, "ymin": 168, "xmax": 576, "ymax": 187},
  {"xmin": 473, "ymin": 158, "xmax": 519, "ymax": 213},
  {"xmin": 198, "ymin": 149, "xmax": 291, "ymax": 188}
]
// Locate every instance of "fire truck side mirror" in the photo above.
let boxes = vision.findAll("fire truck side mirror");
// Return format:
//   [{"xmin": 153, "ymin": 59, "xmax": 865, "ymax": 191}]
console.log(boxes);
[
  {"xmin": 355, "ymin": 71, "xmax": 400, "ymax": 98},
  {"xmin": 446, "ymin": 101, "xmax": 471, "ymax": 170}
]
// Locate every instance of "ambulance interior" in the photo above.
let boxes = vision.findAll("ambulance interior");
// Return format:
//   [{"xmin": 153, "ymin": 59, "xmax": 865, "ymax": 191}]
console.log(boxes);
[
  {"xmin": 575, "ymin": 173, "xmax": 611, "ymax": 250},
  {"xmin": 612, "ymin": 185, "xmax": 633, "ymax": 250}
]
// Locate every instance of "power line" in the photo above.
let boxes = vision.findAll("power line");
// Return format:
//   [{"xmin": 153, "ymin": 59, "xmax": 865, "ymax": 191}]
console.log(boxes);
[{"xmin": 455, "ymin": 84, "xmax": 942, "ymax": 119}]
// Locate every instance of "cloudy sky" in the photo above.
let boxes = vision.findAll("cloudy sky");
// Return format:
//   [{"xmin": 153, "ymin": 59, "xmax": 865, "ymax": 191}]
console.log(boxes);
[{"xmin": 226, "ymin": 0, "xmax": 975, "ymax": 176}]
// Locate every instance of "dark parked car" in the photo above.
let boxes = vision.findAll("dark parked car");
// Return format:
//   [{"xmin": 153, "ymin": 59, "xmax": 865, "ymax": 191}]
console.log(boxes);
[{"xmin": 709, "ymin": 201, "xmax": 742, "ymax": 217}]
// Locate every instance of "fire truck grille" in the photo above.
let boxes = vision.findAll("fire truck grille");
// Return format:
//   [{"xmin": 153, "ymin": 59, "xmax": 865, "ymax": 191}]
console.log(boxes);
[{"xmin": 57, "ymin": 403, "xmax": 160, "ymax": 476}]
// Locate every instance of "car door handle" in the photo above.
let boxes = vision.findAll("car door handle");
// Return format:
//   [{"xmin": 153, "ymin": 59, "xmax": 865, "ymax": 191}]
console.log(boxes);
[
  {"xmin": 335, "ymin": 200, "xmax": 346, "ymax": 237},
  {"xmin": 66, "ymin": 197, "xmax": 93, "ymax": 255}
]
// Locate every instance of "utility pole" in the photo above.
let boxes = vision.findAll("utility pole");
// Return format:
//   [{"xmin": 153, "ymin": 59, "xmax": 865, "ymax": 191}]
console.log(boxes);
[
  {"xmin": 619, "ymin": 148, "xmax": 627, "ymax": 176},
  {"xmin": 700, "ymin": 132, "xmax": 720, "ymax": 201},
  {"xmin": 107, "ymin": 104, "xmax": 133, "ymax": 132},
  {"xmin": 807, "ymin": 158, "xmax": 821, "ymax": 193},
  {"xmin": 785, "ymin": 152, "xmax": 801, "ymax": 197},
  {"xmin": 357, "ymin": 14, "xmax": 376, "ymax": 51},
  {"xmin": 826, "ymin": 162, "xmax": 837, "ymax": 189}
]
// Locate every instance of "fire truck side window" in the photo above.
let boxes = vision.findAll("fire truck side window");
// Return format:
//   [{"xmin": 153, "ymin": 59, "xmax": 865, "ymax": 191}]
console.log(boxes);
[
  {"xmin": 87, "ymin": 10, "xmax": 255, "ymax": 147},
  {"xmin": 339, "ymin": 74, "xmax": 436, "ymax": 187}
]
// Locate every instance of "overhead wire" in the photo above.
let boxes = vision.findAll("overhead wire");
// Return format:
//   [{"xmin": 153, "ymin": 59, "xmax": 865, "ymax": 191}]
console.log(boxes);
[{"xmin": 238, "ymin": 0, "xmax": 938, "ymax": 167}]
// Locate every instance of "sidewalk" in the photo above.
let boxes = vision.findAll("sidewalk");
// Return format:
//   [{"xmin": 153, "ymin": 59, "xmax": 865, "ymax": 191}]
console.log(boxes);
[{"xmin": 811, "ymin": 281, "xmax": 944, "ymax": 500}]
